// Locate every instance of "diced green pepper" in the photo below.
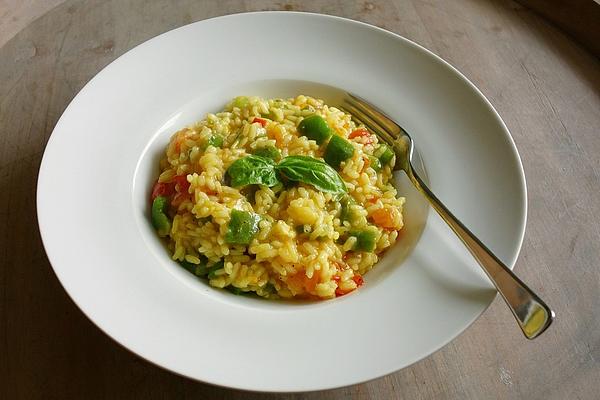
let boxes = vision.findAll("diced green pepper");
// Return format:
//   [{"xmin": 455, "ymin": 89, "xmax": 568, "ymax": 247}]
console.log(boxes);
[
  {"xmin": 207, "ymin": 260, "xmax": 224, "ymax": 279},
  {"xmin": 350, "ymin": 227, "xmax": 379, "ymax": 252},
  {"xmin": 207, "ymin": 134, "xmax": 223, "ymax": 148},
  {"xmin": 227, "ymin": 286, "xmax": 245, "ymax": 295},
  {"xmin": 151, "ymin": 196, "xmax": 171, "ymax": 237},
  {"xmin": 179, "ymin": 259, "xmax": 210, "ymax": 277},
  {"xmin": 374, "ymin": 144, "xmax": 394, "ymax": 165},
  {"xmin": 324, "ymin": 135, "xmax": 355, "ymax": 169},
  {"xmin": 225, "ymin": 210, "xmax": 261, "ymax": 244},
  {"xmin": 263, "ymin": 283, "xmax": 276, "ymax": 295},
  {"xmin": 253, "ymin": 145, "xmax": 281, "ymax": 162},
  {"xmin": 179, "ymin": 260, "xmax": 196, "ymax": 274},
  {"xmin": 201, "ymin": 134, "xmax": 223, "ymax": 150},
  {"xmin": 340, "ymin": 196, "xmax": 357, "ymax": 222},
  {"xmin": 194, "ymin": 264, "xmax": 210, "ymax": 277},
  {"xmin": 297, "ymin": 115, "xmax": 332, "ymax": 144},
  {"xmin": 368, "ymin": 155, "xmax": 382, "ymax": 171}
]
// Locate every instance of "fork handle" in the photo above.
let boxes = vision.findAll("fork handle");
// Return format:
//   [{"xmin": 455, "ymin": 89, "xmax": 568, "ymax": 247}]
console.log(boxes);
[{"xmin": 408, "ymin": 168, "xmax": 554, "ymax": 339}]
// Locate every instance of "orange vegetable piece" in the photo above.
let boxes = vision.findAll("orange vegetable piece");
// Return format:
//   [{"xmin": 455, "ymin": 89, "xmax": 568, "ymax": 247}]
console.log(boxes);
[{"xmin": 370, "ymin": 207, "xmax": 401, "ymax": 229}]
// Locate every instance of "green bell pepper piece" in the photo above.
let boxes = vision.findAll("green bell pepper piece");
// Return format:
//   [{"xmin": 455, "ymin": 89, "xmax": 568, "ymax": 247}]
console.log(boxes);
[
  {"xmin": 297, "ymin": 115, "xmax": 332, "ymax": 144},
  {"xmin": 324, "ymin": 135, "xmax": 355, "ymax": 169},
  {"xmin": 151, "ymin": 196, "xmax": 171, "ymax": 237}
]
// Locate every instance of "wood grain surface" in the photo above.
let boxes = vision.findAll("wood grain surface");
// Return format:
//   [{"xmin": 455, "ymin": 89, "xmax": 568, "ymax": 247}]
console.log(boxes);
[
  {"xmin": 0, "ymin": 0, "xmax": 64, "ymax": 47},
  {"xmin": 514, "ymin": 0, "xmax": 600, "ymax": 56},
  {"xmin": 1, "ymin": 0, "xmax": 599, "ymax": 399}
]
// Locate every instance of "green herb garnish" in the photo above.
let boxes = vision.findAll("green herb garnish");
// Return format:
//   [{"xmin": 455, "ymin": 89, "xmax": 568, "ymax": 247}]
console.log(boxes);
[
  {"xmin": 276, "ymin": 156, "xmax": 347, "ymax": 198},
  {"xmin": 253, "ymin": 145, "xmax": 281, "ymax": 162},
  {"xmin": 225, "ymin": 155, "xmax": 347, "ymax": 198},
  {"xmin": 227, "ymin": 155, "xmax": 279, "ymax": 188}
]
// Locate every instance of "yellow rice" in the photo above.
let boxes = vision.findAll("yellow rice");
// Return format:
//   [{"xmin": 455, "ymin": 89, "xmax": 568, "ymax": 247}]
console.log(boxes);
[{"xmin": 154, "ymin": 95, "xmax": 405, "ymax": 299}]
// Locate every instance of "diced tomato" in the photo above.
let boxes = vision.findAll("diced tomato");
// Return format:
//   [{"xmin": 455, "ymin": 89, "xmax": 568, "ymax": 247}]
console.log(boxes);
[
  {"xmin": 151, "ymin": 174, "xmax": 190, "ymax": 201},
  {"xmin": 171, "ymin": 192, "xmax": 191, "ymax": 208},
  {"xmin": 172, "ymin": 174, "xmax": 190, "ymax": 193},
  {"xmin": 252, "ymin": 117, "xmax": 268, "ymax": 127},
  {"xmin": 349, "ymin": 128, "xmax": 369, "ymax": 139},
  {"xmin": 332, "ymin": 275, "xmax": 340, "ymax": 282},
  {"xmin": 368, "ymin": 196, "xmax": 380, "ymax": 204},
  {"xmin": 151, "ymin": 181, "xmax": 175, "ymax": 201},
  {"xmin": 349, "ymin": 128, "xmax": 374, "ymax": 144},
  {"xmin": 352, "ymin": 274, "xmax": 364, "ymax": 287}
]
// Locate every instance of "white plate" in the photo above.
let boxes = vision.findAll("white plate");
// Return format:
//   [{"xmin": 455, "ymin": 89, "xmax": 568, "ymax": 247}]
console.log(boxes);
[{"xmin": 37, "ymin": 12, "xmax": 526, "ymax": 392}]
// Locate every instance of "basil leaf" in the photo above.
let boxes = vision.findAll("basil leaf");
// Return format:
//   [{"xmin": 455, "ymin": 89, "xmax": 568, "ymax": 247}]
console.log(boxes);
[
  {"xmin": 275, "ymin": 156, "xmax": 347, "ymax": 197},
  {"xmin": 227, "ymin": 155, "xmax": 279, "ymax": 187}
]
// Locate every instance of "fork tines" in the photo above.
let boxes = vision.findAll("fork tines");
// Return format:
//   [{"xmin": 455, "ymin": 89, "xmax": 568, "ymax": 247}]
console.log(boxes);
[{"xmin": 339, "ymin": 94, "xmax": 404, "ymax": 146}]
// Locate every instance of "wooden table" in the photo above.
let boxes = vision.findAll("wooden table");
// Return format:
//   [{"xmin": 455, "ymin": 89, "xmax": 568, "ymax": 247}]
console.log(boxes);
[{"xmin": 1, "ymin": 1, "xmax": 598, "ymax": 398}]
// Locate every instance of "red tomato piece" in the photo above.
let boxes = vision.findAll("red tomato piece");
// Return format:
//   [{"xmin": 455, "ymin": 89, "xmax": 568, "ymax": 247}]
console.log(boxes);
[
  {"xmin": 349, "ymin": 128, "xmax": 374, "ymax": 144},
  {"xmin": 150, "ymin": 181, "xmax": 175, "ymax": 201},
  {"xmin": 171, "ymin": 192, "xmax": 191, "ymax": 208},
  {"xmin": 172, "ymin": 174, "xmax": 190, "ymax": 193},
  {"xmin": 348, "ymin": 128, "xmax": 370, "ymax": 139},
  {"xmin": 352, "ymin": 274, "xmax": 364, "ymax": 287},
  {"xmin": 252, "ymin": 117, "xmax": 268, "ymax": 127}
]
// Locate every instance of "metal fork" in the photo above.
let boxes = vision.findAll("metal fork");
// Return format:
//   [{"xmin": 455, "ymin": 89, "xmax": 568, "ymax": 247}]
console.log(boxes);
[{"xmin": 340, "ymin": 94, "xmax": 554, "ymax": 339}]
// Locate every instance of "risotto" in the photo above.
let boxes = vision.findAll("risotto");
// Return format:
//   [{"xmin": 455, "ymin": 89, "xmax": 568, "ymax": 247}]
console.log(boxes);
[{"xmin": 150, "ymin": 95, "xmax": 405, "ymax": 299}]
